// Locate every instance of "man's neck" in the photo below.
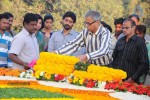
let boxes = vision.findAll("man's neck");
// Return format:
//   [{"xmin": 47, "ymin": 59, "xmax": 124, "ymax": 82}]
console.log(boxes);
[
  {"xmin": 115, "ymin": 33, "xmax": 121, "ymax": 39},
  {"xmin": 90, "ymin": 25, "xmax": 100, "ymax": 34},
  {"xmin": 6, "ymin": 28, "xmax": 11, "ymax": 32},
  {"xmin": 0, "ymin": 30, "xmax": 4, "ymax": 36},
  {"xmin": 63, "ymin": 29, "xmax": 71, "ymax": 35},
  {"xmin": 126, "ymin": 32, "xmax": 135, "ymax": 42}
]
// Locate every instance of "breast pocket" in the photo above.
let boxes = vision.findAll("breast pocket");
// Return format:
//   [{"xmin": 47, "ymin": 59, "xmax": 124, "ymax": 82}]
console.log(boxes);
[{"xmin": 54, "ymin": 37, "xmax": 64, "ymax": 49}]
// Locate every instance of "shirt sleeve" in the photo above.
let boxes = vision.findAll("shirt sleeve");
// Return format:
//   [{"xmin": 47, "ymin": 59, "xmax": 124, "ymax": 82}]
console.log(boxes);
[
  {"xmin": 56, "ymin": 31, "xmax": 85, "ymax": 55},
  {"xmin": 7, "ymin": 41, "xmax": 13, "ymax": 67},
  {"xmin": 131, "ymin": 39, "xmax": 149, "ymax": 80},
  {"xmin": 48, "ymin": 33, "xmax": 55, "ymax": 52},
  {"xmin": 87, "ymin": 29, "xmax": 111, "ymax": 60},
  {"xmin": 9, "ymin": 36, "xmax": 25, "ymax": 55}
]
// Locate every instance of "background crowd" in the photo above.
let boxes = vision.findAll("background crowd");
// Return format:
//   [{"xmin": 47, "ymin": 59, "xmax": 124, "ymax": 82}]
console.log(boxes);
[{"xmin": 0, "ymin": 10, "xmax": 150, "ymax": 85}]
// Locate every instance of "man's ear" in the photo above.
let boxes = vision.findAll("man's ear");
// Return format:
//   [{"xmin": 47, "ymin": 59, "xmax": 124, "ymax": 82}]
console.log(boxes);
[
  {"xmin": 23, "ymin": 22, "xmax": 27, "ymax": 26},
  {"xmin": 60, "ymin": 20, "xmax": 63, "ymax": 24}
]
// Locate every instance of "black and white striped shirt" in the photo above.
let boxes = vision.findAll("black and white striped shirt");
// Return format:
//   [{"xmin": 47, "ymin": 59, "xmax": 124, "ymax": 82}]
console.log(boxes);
[{"xmin": 56, "ymin": 25, "xmax": 112, "ymax": 65}]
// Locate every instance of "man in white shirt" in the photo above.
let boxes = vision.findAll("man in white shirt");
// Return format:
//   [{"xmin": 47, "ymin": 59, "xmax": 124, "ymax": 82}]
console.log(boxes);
[{"xmin": 9, "ymin": 13, "xmax": 39, "ymax": 70}]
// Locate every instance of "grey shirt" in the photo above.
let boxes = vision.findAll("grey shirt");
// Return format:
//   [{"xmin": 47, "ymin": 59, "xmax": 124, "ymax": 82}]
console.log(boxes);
[{"xmin": 48, "ymin": 29, "xmax": 86, "ymax": 56}]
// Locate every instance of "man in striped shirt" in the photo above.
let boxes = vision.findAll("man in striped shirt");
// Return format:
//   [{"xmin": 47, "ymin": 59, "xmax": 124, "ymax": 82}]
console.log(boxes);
[
  {"xmin": 55, "ymin": 10, "xmax": 112, "ymax": 65},
  {"xmin": 109, "ymin": 18, "xmax": 149, "ymax": 83},
  {"xmin": 0, "ymin": 13, "xmax": 13, "ymax": 67}
]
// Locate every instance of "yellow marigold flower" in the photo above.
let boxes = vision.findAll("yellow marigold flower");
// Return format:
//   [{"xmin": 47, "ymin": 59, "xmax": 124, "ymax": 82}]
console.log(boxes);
[
  {"xmin": 73, "ymin": 77, "xmax": 79, "ymax": 83},
  {"xmin": 44, "ymin": 73, "xmax": 51, "ymax": 80},
  {"xmin": 79, "ymin": 79, "xmax": 84, "ymax": 85}
]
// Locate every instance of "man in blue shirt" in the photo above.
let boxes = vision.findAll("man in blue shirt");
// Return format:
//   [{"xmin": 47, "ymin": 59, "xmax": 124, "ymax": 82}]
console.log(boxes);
[
  {"xmin": 0, "ymin": 13, "xmax": 13, "ymax": 67},
  {"xmin": 48, "ymin": 11, "xmax": 85, "ymax": 56}
]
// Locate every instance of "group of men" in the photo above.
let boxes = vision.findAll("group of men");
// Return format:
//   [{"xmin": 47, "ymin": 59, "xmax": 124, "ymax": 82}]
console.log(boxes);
[{"xmin": 0, "ymin": 10, "xmax": 149, "ymax": 85}]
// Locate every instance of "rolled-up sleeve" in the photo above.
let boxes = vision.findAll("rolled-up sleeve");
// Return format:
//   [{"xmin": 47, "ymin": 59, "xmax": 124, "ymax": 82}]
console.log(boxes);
[{"xmin": 56, "ymin": 31, "xmax": 85, "ymax": 55}]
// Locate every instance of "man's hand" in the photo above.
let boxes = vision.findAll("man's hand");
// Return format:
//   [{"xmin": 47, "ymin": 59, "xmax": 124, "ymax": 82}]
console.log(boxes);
[
  {"xmin": 125, "ymin": 77, "xmax": 135, "ymax": 83},
  {"xmin": 22, "ymin": 62, "xmax": 30, "ymax": 70},
  {"xmin": 77, "ymin": 55, "xmax": 88, "ymax": 62},
  {"xmin": 50, "ymin": 51, "xmax": 57, "ymax": 54}
]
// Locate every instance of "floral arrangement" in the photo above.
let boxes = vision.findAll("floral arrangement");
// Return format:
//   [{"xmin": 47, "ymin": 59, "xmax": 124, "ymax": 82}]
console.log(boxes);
[
  {"xmin": 0, "ymin": 68, "xmax": 21, "ymax": 77},
  {"xmin": 33, "ymin": 52, "xmax": 127, "ymax": 88},
  {"xmin": 0, "ymin": 80, "xmax": 118, "ymax": 100},
  {"xmin": 19, "ymin": 69, "xmax": 35, "ymax": 79},
  {"xmin": 33, "ymin": 52, "xmax": 79, "ymax": 81},
  {"xmin": 105, "ymin": 81, "xmax": 150, "ymax": 96},
  {"xmin": 66, "ymin": 64, "xmax": 127, "ymax": 88},
  {"xmin": 35, "ymin": 71, "xmax": 66, "ymax": 82}
]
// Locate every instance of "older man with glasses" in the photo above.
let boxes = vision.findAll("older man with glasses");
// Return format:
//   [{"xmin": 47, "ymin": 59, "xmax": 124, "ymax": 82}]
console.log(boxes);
[{"xmin": 54, "ymin": 10, "xmax": 112, "ymax": 66}]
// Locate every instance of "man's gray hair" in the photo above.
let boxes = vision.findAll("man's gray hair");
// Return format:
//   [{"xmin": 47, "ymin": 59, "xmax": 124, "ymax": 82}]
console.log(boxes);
[{"xmin": 85, "ymin": 10, "xmax": 101, "ymax": 21}]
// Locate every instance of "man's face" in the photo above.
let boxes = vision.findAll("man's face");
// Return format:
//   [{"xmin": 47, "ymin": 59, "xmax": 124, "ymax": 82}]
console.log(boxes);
[
  {"xmin": 8, "ymin": 17, "xmax": 13, "ymax": 29},
  {"xmin": 62, "ymin": 17, "xmax": 74, "ymax": 30},
  {"xmin": 115, "ymin": 24, "xmax": 123, "ymax": 34},
  {"xmin": 0, "ymin": 18, "xmax": 9, "ymax": 31},
  {"xmin": 122, "ymin": 21, "xmax": 135, "ymax": 36},
  {"xmin": 84, "ymin": 17, "xmax": 99, "ymax": 33},
  {"xmin": 24, "ymin": 21, "xmax": 37, "ymax": 34}
]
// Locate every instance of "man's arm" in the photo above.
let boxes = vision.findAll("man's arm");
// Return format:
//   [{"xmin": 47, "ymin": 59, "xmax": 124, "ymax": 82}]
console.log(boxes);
[
  {"xmin": 9, "ymin": 53, "xmax": 30, "ymax": 70},
  {"xmin": 7, "ymin": 41, "xmax": 13, "ymax": 67},
  {"xmin": 56, "ymin": 31, "xmax": 85, "ymax": 55},
  {"xmin": 48, "ymin": 33, "xmax": 55, "ymax": 52},
  {"xmin": 9, "ymin": 36, "xmax": 30, "ymax": 70},
  {"xmin": 131, "ymin": 39, "xmax": 149, "ymax": 81}
]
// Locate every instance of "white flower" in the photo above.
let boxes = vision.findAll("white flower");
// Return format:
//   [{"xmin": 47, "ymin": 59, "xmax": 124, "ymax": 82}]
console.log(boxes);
[
  {"xmin": 29, "ymin": 69, "xmax": 33, "ymax": 73},
  {"xmin": 60, "ymin": 77, "xmax": 66, "ymax": 82},
  {"xmin": 98, "ymin": 81, "xmax": 106, "ymax": 88},
  {"xmin": 26, "ymin": 73, "xmax": 30, "ymax": 78},
  {"xmin": 40, "ymin": 71, "xmax": 45, "ymax": 76},
  {"xmin": 19, "ymin": 72, "xmax": 26, "ymax": 78},
  {"xmin": 101, "ymin": 82, "xmax": 106, "ymax": 87}
]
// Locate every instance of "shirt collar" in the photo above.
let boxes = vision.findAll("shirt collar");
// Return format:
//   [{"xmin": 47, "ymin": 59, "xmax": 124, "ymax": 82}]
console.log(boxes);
[
  {"xmin": 61, "ymin": 29, "xmax": 75, "ymax": 35},
  {"xmin": 22, "ymin": 27, "xmax": 36, "ymax": 37},
  {"xmin": 0, "ymin": 31, "xmax": 11, "ymax": 37},
  {"xmin": 123, "ymin": 34, "xmax": 137, "ymax": 41}
]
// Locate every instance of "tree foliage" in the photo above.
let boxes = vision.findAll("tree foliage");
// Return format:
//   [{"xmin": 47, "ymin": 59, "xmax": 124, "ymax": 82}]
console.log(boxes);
[{"xmin": 0, "ymin": 0, "xmax": 149, "ymax": 33}]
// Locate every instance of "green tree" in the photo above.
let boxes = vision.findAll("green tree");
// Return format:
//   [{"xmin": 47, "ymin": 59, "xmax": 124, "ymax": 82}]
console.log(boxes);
[{"xmin": 0, "ymin": 0, "xmax": 149, "ymax": 33}]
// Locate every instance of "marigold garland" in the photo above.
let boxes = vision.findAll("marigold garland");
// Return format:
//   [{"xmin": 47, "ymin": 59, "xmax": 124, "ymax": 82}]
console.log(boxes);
[
  {"xmin": 0, "ymin": 80, "xmax": 118, "ymax": 100},
  {"xmin": 33, "ymin": 52, "xmax": 80, "ymax": 79},
  {"xmin": 73, "ymin": 64, "xmax": 127, "ymax": 82},
  {"xmin": 0, "ymin": 68, "xmax": 21, "ymax": 77}
]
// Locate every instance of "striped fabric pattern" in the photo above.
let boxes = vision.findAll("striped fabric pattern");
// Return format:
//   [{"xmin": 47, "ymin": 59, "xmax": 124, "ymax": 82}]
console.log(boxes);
[
  {"xmin": 57, "ymin": 25, "xmax": 112, "ymax": 65},
  {"xmin": 0, "ymin": 32, "xmax": 13, "ymax": 67}
]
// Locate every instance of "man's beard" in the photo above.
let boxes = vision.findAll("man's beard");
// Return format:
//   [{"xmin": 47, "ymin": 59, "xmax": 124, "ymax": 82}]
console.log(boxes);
[{"xmin": 63, "ymin": 24, "xmax": 71, "ymax": 30}]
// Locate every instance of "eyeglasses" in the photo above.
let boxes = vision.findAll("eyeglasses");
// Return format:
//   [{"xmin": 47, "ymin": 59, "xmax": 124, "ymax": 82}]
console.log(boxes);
[
  {"xmin": 84, "ymin": 21, "xmax": 97, "ymax": 26},
  {"xmin": 122, "ymin": 26, "xmax": 132, "ymax": 30}
]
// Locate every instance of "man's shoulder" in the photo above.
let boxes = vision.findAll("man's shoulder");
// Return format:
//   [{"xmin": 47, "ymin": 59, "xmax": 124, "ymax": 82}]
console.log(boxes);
[
  {"xmin": 70, "ymin": 29, "xmax": 79, "ymax": 35},
  {"xmin": 53, "ymin": 30, "xmax": 62, "ymax": 34}
]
